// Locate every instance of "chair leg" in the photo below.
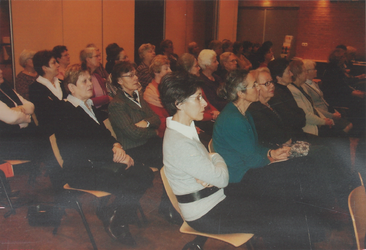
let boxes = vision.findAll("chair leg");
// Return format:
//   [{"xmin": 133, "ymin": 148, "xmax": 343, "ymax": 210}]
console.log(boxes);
[
  {"xmin": 74, "ymin": 198, "xmax": 98, "ymax": 250},
  {"xmin": 137, "ymin": 202, "xmax": 148, "ymax": 226},
  {"xmin": 182, "ymin": 236, "xmax": 207, "ymax": 250},
  {"xmin": 0, "ymin": 174, "xmax": 16, "ymax": 218}
]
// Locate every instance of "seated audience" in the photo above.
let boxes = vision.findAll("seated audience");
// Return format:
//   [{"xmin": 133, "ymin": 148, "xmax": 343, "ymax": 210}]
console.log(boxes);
[
  {"xmin": 159, "ymin": 39, "xmax": 178, "ymax": 71},
  {"xmin": 52, "ymin": 45, "xmax": 70, "ymax": 80},
  {"xmin": 303, "ymin": 59, "xmax": 353, "ymax": 134},
  {"xmin": 105, "ymin": 43, "xmax": 130, "ymax": 97},
  {"xmin": 86, "ymin": 43, "xmax": 109, "ymax": 80},
  {"xmin": 177, "ymin": 53, "xmax": 219, "ymax": 140},
  {"xmin": 188, "ymin": 41, "xmax": 200, "ymax": 58},
  {"xmin": 15, "ymin": 49, "xmax": 37, "ymax": 100},
  {"xmin": 56, "ymin": 64, "xmax": 154, "ymax": 246},
  {"xmin": 288, "ymin": 60, "xmax": 336, "ymax": 136},
  {"xmin": 108, "ymin": 62, "xmax": 162, "ymax": 170},
  {"xmin": 198, "ymin": 49, "xmax": 227, "ymax": 111},
  {"xmin": 233, "ymin": 41, "xmax": 251, "ymax": 70},
  {"xmin": 217, "ymin": 52, "xmax": 238, "ymax": 80},
  {"xmin": 207, "ymin": 40, "xmax": 223, "ymax": 60},
  {"xmin": 136, "ymin": 43, "xmax": 156, "ymax": 92},
  {"xmin": 212, "ymin": 69, "xmax": 360, "ymax": 249},
  {"xmin": 80, "ymin": 47, "xmax": 111, "ymax": 116},
  {"xmin": 143, "ymin": 55, "xmax": 172, "ymax": 137},
  {"xmin": 267, "ymin": 58, "xmax": 306, "ymax": 141},
  {"xmin": 322, "ymin": 49, "xmax": 365, "ymax": 137},
  {"xmin": 29, "ymin": 50, "xmax": 67, "ymax": 136},
  {"xmin": 247, "ymin": 68, "xmax": 291, "ymax": 149}
]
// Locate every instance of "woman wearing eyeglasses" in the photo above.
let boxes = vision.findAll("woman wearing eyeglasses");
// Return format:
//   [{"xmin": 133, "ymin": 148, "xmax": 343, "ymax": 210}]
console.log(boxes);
[{"xmin": 108, "ymin": 62, "xmax": 162, "ymax": 170}]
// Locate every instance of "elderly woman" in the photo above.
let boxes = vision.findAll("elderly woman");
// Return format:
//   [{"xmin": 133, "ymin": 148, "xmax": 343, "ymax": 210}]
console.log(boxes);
[
  {"xmin": 303, "ymin": 59, "xmax": 353, "ymax": 134},
  {"xmin": 217, "ymin": 52, "xmax": 238, "ymax": 80},
  {"xmin": 80, "ymin": 47, "xmax": 111, "ymax": 117},
  {"xmin": 15, "ymin": 49, "xmax": 38, "ymax": 100},
  {"xmin": 288, "ymin": 60, "xmax": 336, "ymax": 136},
  {"xmin": 143, "ymin": 55, "xmax": 172, "ymax": 137},
  {"xmin": 159, "ymin": 39, "xmax": 178, "ymax": 71},
  {"xmin": 136, "ymin": 43, "xmax": 156, "ymax": 92},
  {"xmin": 212, "ymin": 69, "xmax": 360, "ymax": 249},
  {"xmin": 52, "ymin": 45, "xmax": 70, "ymax": 80},
  {"xmin": 108, "ymin": 62, "xmax": 162, "ymax": 170},
  {"xmin": 247, "ymin": 68, "xmax": 291, "ymax": 149},
  {"xmin": 233, "ymin": 41, "xmax": 251, "ymax": 71},
  {"xmin": 198, "ymin": 49, "xmax": 227, "ymax": 111}
]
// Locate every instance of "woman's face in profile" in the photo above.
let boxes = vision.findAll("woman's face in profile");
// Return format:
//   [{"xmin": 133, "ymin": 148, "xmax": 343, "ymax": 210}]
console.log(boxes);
[
  {"xmin": 179, "ymin": 88, "xmax": 207, "ymax": 122},
  {"xmin": 243, "ymin": 73, "xmax": 260, "ymax": 103},
  {"xmin": 118, "ymin": 50, "xmax": 129, "ymax": 63},
  {"xmin": 189, "ymin": 59, "xmax": 200, "ymax": 77},
  {"xmin": 257, "ymin": 72, "xmax": 274, "ymax": 101}
]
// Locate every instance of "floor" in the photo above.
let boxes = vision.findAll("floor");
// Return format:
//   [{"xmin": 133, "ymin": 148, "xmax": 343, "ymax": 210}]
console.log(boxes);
[{"xmin": 0, "ymin": 165, "xmax": 358, "ymax": 250}]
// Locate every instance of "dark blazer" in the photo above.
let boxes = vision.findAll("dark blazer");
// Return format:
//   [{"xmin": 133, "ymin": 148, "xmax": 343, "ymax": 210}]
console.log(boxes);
[
  {"xmin": 108, "ymin": 89, "xmax": 160, "ymax": 150},
  {"xmin": 268, "ymin": 83, "xmax": 306, "ymax": 141},
  {"xmin": 247, "ymin": 101, "xmax": 290, "ymax": 149},
  {"xmin": 55, "ymin": 100, "xmax": 117, "ymax": 176},
  {"xmin": 29, "ymin": 80, "xmax": 67, "ymax": 136}
]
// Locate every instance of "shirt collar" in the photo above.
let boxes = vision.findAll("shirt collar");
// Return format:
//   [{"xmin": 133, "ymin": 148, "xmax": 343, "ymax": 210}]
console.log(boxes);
[
  {"xmin": 67, "ymin": 94, "xmax": 93, "ymax": 108},
  {"xmin": 305, "ymin": 79, "xmax": 313, "ymax": 85},
  {"xmin": 36, "ymin": 75, "xmax": 63, "ymax": 100},
  {"xmin": 166, "ymin": 117, "xmax": 199, "ymax": 141}
]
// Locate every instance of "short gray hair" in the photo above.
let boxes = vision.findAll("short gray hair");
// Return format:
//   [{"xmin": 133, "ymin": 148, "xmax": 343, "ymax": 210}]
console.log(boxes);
[
  {"xmin": 198, "ymin": 49, "xmax": 216, "ymax": 70},
  {"xmin": 220, "ymin": 52, "xmax": 233, "ymax": 65},
  {"xmin": 303, "ymin": 59, "xmax": 316, "ymax": 70},
  {"xmin": 19, "ymin": 49, "xmax": 36, "ymax": 68}
]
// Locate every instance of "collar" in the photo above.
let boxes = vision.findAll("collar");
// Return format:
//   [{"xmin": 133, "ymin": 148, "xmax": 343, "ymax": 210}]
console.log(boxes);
[
  {"xmin": 123, "ymin": 90, "xmax": 141, "ymax": 107},
  {"xmin": 36, "ymin": 75, "xmax": 63, "ymax": 100},
  {"xmin": 67, "ymin": 94, "xmax": 94, "ymax": 108},
  {"xmin": 166, "ymin": 117, "xmax": 199, "ymax": 141},
  {"xmin": 305, "ymin": 79, "xmax": 314, "ymax": 85}
]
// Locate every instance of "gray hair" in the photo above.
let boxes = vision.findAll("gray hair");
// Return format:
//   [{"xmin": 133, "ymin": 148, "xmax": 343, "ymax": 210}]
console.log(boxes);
[
  {"xmin": 19, "ymin": 49, "xmax": 36, "ymax": 68},
  {"xmin": 198, "ymin": 49, "xmax": 216, "ymax": 70},
  {"xmin": 220, "ymin": 52, "xmax": 234, "ymax": 65}
]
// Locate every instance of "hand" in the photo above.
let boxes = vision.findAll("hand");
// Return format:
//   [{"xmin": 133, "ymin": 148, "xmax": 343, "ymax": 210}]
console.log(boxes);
[
  {"xmin": 282, "ymin": 138, "xmax": 292, "ymax": 147},
  {"xmin": 195, "ymin": 178, "xmax": 213, "ymax": 188},
  {"xmin": 352, "ymin": 90, "xmax": 365, "ymax": 98},
  {"xmin": 270, "ymin": 146, "xmax": 290, "ymax": 162},
  {"xmin": 135, "ymin": 120, "xmax": 148, "ymax": 128},
  {"xmin": 196, "ymin": 126, "xmax": 204, "ymax": 134},
  {"xmin": 112, "ymin": 144, "xmax": 127, "ymax": 163},
  {"xmin": 120, "ymin": 154, "xmax": 134, "ymax": 169},
  {"xmin": 324, "ymin": 118, "xmax": 334, "ymax": 127},
  {"xmin": 211, "ymin": 110, "xmax": 220, "ymax": 120},
  {"xmin": 11, "ymin": 106, "xmax": 26, "ymax": 114},
  {"xmin": 332, "ymin": 111, "xmax": 342, "ymax": 120},
  {"xmin": 356, "ymin": 74, "xmax": 366, "ymax": 79}
]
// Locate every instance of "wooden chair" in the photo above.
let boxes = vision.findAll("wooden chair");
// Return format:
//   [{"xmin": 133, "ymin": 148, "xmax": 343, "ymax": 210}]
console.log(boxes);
[
  {"xmin": 208, "ymin": 139, "xmax": 214, "ymax": 153},
  {"xmin": 348, "ymin": 173, "xmax": 366, "ymax": 250},
  {"xmin": 160, "ymin": 167, "xmax": 254, "ymax": 250}
]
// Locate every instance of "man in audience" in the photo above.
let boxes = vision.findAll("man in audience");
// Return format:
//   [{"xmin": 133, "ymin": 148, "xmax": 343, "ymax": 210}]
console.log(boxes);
[
  {"xmin": 187, "ymin": 41, "xmax": 200, "ymax": 58},
  {"xmin": 52, "ymin": 45, "xmax": 70, "ymax": 80},
  {"xmin": 86, "ymin": 43, "xmax": 110, "ymax": 80},
  {"xmin": 55, "ymin": 64, "xmax": 153, "ymax": 246},
  {"xmin": 136, "ymin": 43, "xmax": 156, "ymax": 92},
  {"xmin": 217, "ymin": 52, "xmax": 238, "ymax": 80}
]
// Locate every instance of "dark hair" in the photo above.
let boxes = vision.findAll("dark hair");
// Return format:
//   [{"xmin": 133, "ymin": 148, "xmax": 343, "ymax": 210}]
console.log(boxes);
[
  {"xmin": 111, "ymin": 61, "xmax": 136, "ymax": 88},
  {"xmin": 33, "ymin": 50, "xmax": 55, "ymax": 76},
  {"xmin": 233, "ymin": 41, "xmax": 243, "ymax": 54},
  {"xmin": 159, "ymin": 71, "xmax": 203, "ymax": 116},
  {"xmin": 222, "ymin": 40, "xmax": 232, "ymax": 52},
  {"xmin": 177, "ymin": 53, "xmax": 195, "ymax": 73},
  {"xmin": 289, "ymin": 59, "xmax": 304, "ymax": 81},
  {"xmin": 218, "ymin": 69, "xmax": 249, "ymax": 102},
  {"xmin": 256, "ymin": 41, "xmax": 273, "ymax": 63},
  {"xmin": 52, "ymin": 45, "xmax": 67, "ymax": 61},
  {"xmin": 267, "ymin": 58, "xmax": 290, "ymax": 83},
  {"xmin": 105, "ymin": 43, "xmax": 124, "ymax": 74},
  {"xmin": 335, "ymin": 44, "xmax": 347, "ymax": 51},
  {"xmin": 160, "ymin": 39, "xmax": 173, "ymax": 54},
  {"xmin": 242, "ymin": 41, "xmax": 253, "ymax": 53},
  {"xmin": 328, "ymin": 49, "xmax": 346, "ymax": 66}
]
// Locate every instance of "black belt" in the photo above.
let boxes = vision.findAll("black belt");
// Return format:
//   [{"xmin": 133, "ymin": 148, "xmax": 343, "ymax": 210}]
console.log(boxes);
[{"xmin": 176, "ymin": 186, "xmax": 220, "ymax": 204}]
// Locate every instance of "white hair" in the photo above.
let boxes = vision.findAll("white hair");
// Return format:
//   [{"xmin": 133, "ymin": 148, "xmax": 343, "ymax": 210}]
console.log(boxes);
[
  {"xmin": 303, "ymin": 59, "xmax": 316, "ymax": 70},
  {"xmin": 198, "ymin": 49, "xmax": 216, "ymax": 70}
]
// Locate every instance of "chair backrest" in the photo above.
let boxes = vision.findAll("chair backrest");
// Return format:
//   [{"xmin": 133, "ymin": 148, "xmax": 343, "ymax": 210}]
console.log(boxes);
[
  {"xmin": 348, "ymin": 185, "xmax": 366, "ymax": 250},
  {"xmin": 49, "ymin": 134, "xmax": 64, "ymax": 168},
  {"xmin": 208, "ymin": 139, "xmax": 215, "ymax": 153},
  {"xmin": 359, "ymin": 172, "xmax": 364, "ymax": 187},
  {"xmin": 104, "ymin": 118, "xmax": 117, "ymax": 140},
  {"xmin": 160, "ymin": 167, "xmax": 183, "ymax": 218}
]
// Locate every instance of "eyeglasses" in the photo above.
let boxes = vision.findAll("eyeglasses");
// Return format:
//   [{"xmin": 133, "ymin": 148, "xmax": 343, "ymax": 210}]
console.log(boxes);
[
  {"xmin": 307, "ymin": 68, "xmax": 317, "ymax": 72},
  {"xmin": 120, "ymin": 72, "xmax": 137, "ymax": 78},
  {"xmin": 257, "ymin": 81, "xmax": 274, "ymax": 87},
  {"xmin": 188, "ymin": 94, "xmax": 204, "ymax": 101}
]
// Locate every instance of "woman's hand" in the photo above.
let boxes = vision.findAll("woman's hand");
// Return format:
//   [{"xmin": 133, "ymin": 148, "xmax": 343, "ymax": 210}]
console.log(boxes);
[
  {"xmin": 196, "ymin": 126, "xmax": 204, "ymax": 134},
  {"xmin": 211, "ymin": 110, "xmax": 220, "ymax": 120},
  {"xmin": 120, "ymin": 155, "xmax": 134, "ymax": 169},
  {"xmin": 112, "ymin": 144, "xmax": 127, "ymax": 163},
  {"xmin": 195, "ymin": 178, "xmax": 213, "ymax": 188},
  {"xmin": 135, "ymin": 120, "xmax": 148, "ymax": 128},
  {"xmin": 332, "ymin": 111, "xmax": 342, "ymax": 120},
  {"xmin": 269, "ymin": 146, "xmax": 291, "ymax": 162},
  {"xmin": 324, "ymin": 118, "xmax": 334, "ymax": 127},
  {"xmin": 11, "ymin": 106, "xmax": 26, "ymax": 114}
]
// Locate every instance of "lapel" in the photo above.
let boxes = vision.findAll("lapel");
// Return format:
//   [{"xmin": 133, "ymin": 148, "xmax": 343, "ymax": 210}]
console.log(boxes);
[{"xmin": 117, "ymin": 90, "xmax": 142, "ymax": 111}]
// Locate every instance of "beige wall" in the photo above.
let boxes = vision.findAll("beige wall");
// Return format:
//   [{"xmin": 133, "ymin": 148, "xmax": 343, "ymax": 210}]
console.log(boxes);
[
  {"xmin": 12, "ymin": 0, "xmax": 135, "ymax": 75},
  {"xmin": 217, "ymin": 0, "xmax": 238, "ymax": 42}
]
